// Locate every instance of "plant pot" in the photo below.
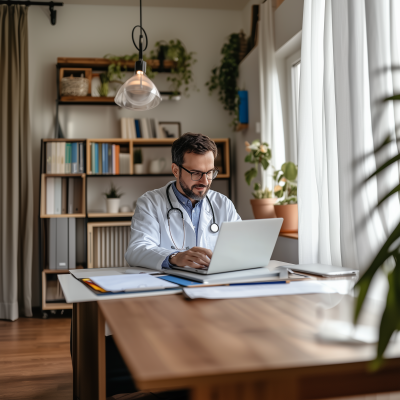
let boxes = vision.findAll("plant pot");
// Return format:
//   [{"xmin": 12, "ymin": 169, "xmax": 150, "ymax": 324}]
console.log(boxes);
[
  {"xmin": 274, "ymin": 204, "xmax": 298, "ymax": 233},
  {"xmin": 106, "ymin": 198, "xmax": 120, "ymax": 214},
  {"xmin": 135, "ymin": 164, "xmax": 145, "ymax": 174},
  {"xmin": 250, "ymin": 198, "xmax": 277, "ymax": 219}
]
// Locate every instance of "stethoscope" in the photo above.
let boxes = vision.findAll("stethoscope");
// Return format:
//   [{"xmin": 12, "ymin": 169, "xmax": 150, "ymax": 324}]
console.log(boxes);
[{"xmin": 166, "ymin": 183, "xmax": 219, "ymax": 250}]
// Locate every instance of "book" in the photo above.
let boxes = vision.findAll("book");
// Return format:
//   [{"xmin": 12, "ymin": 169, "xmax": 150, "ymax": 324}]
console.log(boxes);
[
  {"xmin": 94, "ymin": 143, "xmax": 99, "ymax": 174},
  {"xmin": 129, "ymin": 118, "xmax": 136, "ymax": 139},
  {"xmin": 46, "ymin": 177, "xmax": 55, "ymax": 215},
  {"xmin": 71, "ymin": 142, "xmax": 78, "ymax": 173},
  {"xmin": 68, "ymin": 177, "xmax": 74, "ymax": 214},
  {"xmin": 115, "ymin": 145, "xmax": 120, "ymax": 174},
  {"xmin": 78, "ymin": 142, "xmax": 84, "ymax": 173},
  {"xmin": 135, "ymin": 119, "xmax": 141, "ymax": 138},
  {"xmin": 54, "ymin": 177, "xmax": 62, "ymax": 215},
  {"xmin": 73, "ymin": 178, "xmax": 82, "ymax": 213},
  {"xmin": 68, "ymin": 218, "xmax": 76, "ymax": 270},
  {"xmin": 49, "ymin": 219, "xmax": 56, "ymax": 269},
  {"xmin": 140, "ymin": 118, "xmax": 150, "ymax": 138},
  {"xmin": 67, "ymin": 144, "xmax": 71, "ymax": 174},
  {"xmin": 108, "ymin": 145, "xmax": 112, "ymax": 174},
  {"xmin": 121, "ymin": 118, "xmax": 128, "ymax": 139},
  {"xmin": 102, "ymin": 143, "xmax": 106, "ymax": 173},
  {"xmin": 61, "ymin": 177, "xmax": 68, "ymax": 214},
  {"xmin": 60, "ymin": 142, "xmax": 66, "ymax": 173},
  {"xmin": 51, "ymin": 142, "xmax": 57, "ymax": 172},
  {"xmin": 104, "ymin": 143, "xmax": 108, "ymax": 173},
  {"xmin": 155, "ymin": 119, "xmax": 164, "ymax": 139},
  {"xmin": 56, "ymin": 142, "xmax": 62, "ymax": 173},
  {"xmin": 56, "ymin": 218, "xmax": 68, "ymax": 270},
  {"xmin": 111, "ymin": 144, "xmax": 115, "ymax": 174},
  {"xmin": 98, "ymin": 143, "xmax": 103, "ymax": 174},
  {"xmin": 149, "ymin": 119, "xmax": 156, "ymax": 138},
  {"xmin": 91, "ymin": 143, "xmax": 95, "ymax": 174},
  {"xmin": 46, "ymin": 142, "xmax": 52, "ymax": 173},
  {"xmin": 119, "ymin": 153, "xmax": 130, "ymax": 174}
]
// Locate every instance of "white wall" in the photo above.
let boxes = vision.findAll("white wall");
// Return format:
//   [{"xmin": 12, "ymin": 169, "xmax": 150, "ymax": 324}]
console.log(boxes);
[{"xmin": 29, "ymin": 4, "xmax": 242, "ymax": 306}]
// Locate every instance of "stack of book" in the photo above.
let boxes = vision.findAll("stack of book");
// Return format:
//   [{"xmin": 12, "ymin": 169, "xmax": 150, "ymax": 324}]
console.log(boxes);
[
  {"xmin": 120, "ymin": 118, "xmax": 167, "ymax": 139},
  {"xmin": 90, "ymin": 143, "xmax": 130, "ymax": 174},
  {"xmin": 46, "ymin": 142, "xmax": 85, "ymax": 173},
  {"xmin": 46, "ymin": 177, "xmax": 82, "ymax": 215}
]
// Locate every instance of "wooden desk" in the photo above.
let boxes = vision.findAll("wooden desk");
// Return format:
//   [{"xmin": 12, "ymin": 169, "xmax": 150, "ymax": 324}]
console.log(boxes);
[{"xmin": 99, "ymin": 293, "xmax": 400, "ymax": 400}]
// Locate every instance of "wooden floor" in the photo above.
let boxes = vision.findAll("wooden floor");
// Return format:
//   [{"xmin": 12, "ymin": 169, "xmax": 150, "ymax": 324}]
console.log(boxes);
[{"xmin": 0, "ymin": 315, "xmax": 73, "ymax": 400}]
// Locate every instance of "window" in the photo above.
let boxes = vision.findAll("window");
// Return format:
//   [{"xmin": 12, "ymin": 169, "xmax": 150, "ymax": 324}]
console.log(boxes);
[{"xmin": 286, "ymin": 50, "xmax": 301, "ymax": 164}]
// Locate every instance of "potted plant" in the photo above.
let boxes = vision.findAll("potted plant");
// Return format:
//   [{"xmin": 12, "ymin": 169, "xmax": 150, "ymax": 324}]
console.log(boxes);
[
  {"xmin": 104, "ymin": 183, "xmax": 123, "ymax": 214},
  {"xmin": 134, "ymin": 149, "xmax": 145, "ymax": 174},
  {"xmin": 273, "ymin": 162, "xmax": 298, "ymax": 233},
  {"xmin": 244, "ymin": 140, "xmax": 276, "ymax": 219}
]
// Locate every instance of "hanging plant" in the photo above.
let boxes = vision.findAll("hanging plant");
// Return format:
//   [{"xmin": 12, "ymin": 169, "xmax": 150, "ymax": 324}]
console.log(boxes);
[
  {"xmin": 151, "ymin": 39, "xmax": 197, "ymax": 96},
  {"xmin": 97, "ymin": 53, "xmax": 156, "ymax": 97},
  {"xmin": 206, "ymin": 33, "xmax": 242, "ymax": 127}
]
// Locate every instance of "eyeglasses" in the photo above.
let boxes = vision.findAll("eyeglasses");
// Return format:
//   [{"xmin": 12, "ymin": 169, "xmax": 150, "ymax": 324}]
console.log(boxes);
[{"xmin": 179, "ymin": 165, "xmax": 219, "ymax": 181}]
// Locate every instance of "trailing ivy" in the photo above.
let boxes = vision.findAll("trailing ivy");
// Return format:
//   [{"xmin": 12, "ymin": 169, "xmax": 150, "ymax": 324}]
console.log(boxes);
[{"xmin": 206, "ymin": 33, "xmax": 241, "ymax": 127}]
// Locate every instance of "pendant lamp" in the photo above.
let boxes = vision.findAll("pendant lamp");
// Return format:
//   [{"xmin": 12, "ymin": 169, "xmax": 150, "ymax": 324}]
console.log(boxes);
[{"xmin": 115, "ymin": 0, "xmax": 161, "ymax": 111}]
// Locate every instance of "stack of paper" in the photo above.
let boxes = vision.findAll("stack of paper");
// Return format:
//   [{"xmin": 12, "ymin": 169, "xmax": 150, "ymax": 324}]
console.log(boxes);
[{"xmin": 89, "ymin": 274, "xmax": 178, "ymax": 293}]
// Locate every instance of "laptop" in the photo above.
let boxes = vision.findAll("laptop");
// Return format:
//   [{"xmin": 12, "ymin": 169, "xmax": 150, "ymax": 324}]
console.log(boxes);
[
  {"xmin": 165, "ymin": 218, "xmax": 283, "ymax": 280},
  {"xmin": 289, "ymin": 263, "xmax": 357, "ymax": 277}
]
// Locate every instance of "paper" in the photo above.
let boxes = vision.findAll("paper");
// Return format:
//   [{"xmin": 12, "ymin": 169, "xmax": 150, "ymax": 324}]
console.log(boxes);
[
  {"xmin": 69, "ymin": 266, "xmax": 159, "ymax": 279},
  {"xmin": 89, "ymin": 274, "xmax": 178, "ymax": 292},
  {"xmin": 183, "ymin": 281, "xmax": 344, "ymax": 300}
]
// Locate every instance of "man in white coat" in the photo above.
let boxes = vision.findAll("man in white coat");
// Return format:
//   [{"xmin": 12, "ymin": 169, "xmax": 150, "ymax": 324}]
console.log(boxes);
[{"xmin": 125, "ymin": 132, "xmax": 241, "ymax": 271}]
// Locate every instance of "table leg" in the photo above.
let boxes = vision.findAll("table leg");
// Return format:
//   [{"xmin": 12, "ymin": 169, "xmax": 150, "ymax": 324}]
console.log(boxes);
[{"xmin": 72, "ymin": 302, "xmax": 106, "ymax": 400}]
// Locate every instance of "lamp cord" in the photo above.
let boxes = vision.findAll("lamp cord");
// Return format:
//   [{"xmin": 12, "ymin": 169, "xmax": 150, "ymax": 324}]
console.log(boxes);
[{"xmin": 131, "ymin": 0, "xmax": 148, "ymax": 60}]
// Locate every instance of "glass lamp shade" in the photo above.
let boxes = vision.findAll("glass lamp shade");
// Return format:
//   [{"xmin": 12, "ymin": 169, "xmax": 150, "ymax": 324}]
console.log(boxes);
[{"xmin": 115, "ymin": 71, "xmax": 162, "ymax": 111}]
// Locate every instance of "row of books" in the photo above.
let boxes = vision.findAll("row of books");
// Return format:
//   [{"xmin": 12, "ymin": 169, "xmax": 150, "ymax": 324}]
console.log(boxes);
[
  {"xmin": 46, "ymin": 177, "xmax": 82, "ymax": 215},
  {"xmin": 121, "ymin": 118, "xmax": 168, "ymax": 139},
  {"xmin": 90, "ymin": 143, "xmax": 130, "ymax": 174},
  {"xmin": 46, "ymin": 142, "xmax": 85, "ymax": 174}
]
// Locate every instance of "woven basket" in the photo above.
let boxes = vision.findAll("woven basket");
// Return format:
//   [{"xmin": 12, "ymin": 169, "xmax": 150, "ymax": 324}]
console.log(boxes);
[{"xmin": 61, "ymin": 77, "xmax": 89, "ymax": 96}]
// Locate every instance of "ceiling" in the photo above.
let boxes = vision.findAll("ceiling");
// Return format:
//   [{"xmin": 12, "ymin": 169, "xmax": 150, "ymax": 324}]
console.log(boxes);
[{"xmin": 58, "ymin": 0, "xmax": 251, "ymax": 10}]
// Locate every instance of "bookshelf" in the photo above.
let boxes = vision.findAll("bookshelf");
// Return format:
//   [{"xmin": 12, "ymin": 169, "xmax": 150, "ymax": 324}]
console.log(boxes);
[{"xmin": 38, "ymin": 137, "xmax": 232, "ymax": 316}]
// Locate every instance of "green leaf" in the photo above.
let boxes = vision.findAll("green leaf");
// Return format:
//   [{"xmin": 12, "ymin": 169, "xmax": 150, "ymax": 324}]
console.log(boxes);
[
  {"xmin": 373, "ymin": 270, "xmax": 399, "ymax": 366},
  {"xmin": 354, "ymin": 220, "xmax": 400, "ymax": 323},
  {"xmin": 384, "ymin": 94, "xmax": 400, "ymax": 101},
  {"xmin": 261, "ymin": 158, "xmax": 269, "ymax": 170},
  {"xmin": 245, "ymin": 168, "xmax": 257, "ymax": 185},
  {"xmin": 254, "ymin": 182, "xmax": 260, "ymax": 191},
  {"xmin": 244, "ymin": 154, "xmax": 252, "ymax": 163},
  {"xmin": 282, "ymin": 162, "xmax": 298, "ymax": 181},
  {"xmin": 367, "ymin": 154, "xmax": 400, "ymax": 180},
  {"xmin": 378, "ymin": 184, "xmax": 400, "ymax": 206}
]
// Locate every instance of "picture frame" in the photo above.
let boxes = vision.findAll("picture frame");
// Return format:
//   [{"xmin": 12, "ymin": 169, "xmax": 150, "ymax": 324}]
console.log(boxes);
[{"xmin": 159, "ymin": 122, "xmax": 181, "ymax": 138}]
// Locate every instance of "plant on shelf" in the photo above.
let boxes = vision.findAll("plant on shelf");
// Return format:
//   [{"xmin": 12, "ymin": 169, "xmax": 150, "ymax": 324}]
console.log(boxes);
[
  {"xmin": 103, "ymin": 183, "xmax": 123, "ymax": 199},
  {"xmin": 273, "ymin": 162, "xmax": 298, "ymax": 233},
  {"xmin": 151, "ymin": 39, "xmax": 197, "ymax": 96},
  {"xmin": 98, "ymin": 53, "xmax": 156, "ymax": 97},
  {"xmin": 244, "ymin": 140, "xmax": 272, "ymax": 189},
  {"xmin": 273, "ymin": 162, "xmax": 298, "ymax": 205},
  {"xmin": 206, "ymin": 33, "xmax": 241, "ymax": 127},
  {"xmin": 252, "ymin": 183, "xmax": 272, "ymax": 199},
  {"xmin": 134, "ymin": 149, "xmax": 145, "ymax": 175},
  {"xmin": 103, "ymin": 183, "xmax": 124, "ymax": 214},
  {"xmin": 244, "ymin": 140, "xmax": 276, "ymax": 219}
]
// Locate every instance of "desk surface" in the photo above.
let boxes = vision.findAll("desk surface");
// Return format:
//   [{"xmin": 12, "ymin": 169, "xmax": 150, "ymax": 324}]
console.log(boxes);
[
  {"xmin": 99, "ymin": 291, "xmax": 400, "ymax": 395},
  {"xmin": 58, "ymin": 261, "xmax": 292, "ymax": 304}
]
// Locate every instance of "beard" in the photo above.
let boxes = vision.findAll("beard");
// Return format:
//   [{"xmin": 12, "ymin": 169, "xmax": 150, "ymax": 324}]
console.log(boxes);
[{"xmin": 179, "ymin": 175, "xmax": 210, "ymax": 201}]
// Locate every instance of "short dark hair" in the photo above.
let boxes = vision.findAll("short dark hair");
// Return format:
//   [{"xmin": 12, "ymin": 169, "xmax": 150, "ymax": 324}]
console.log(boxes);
[{"xmin": 171, "ymin": 133, "xmax": 218, "ymax": 166}]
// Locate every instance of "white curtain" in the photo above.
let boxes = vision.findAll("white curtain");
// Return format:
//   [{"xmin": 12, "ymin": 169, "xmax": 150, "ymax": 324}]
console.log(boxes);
[
  {"xmin": 298, "ymin": 0, "xmax": 400, "ymax": 275},
  {"xmin": 258, "ymin": 0, "xmax": 285, "ymax": 190}
]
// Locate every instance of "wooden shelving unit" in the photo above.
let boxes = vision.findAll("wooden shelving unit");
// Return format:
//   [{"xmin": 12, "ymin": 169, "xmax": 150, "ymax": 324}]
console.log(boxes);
[
  {"xmin": 41, "ymin": 269, "xmax": 72, "ymax": 311},
  {"xmin": 235, "ymin": 123, "xmax": 249, "ymax": 131},
  {"xmin": 87, "ymin": 212, "xmax": 135, "ymax": 218}
]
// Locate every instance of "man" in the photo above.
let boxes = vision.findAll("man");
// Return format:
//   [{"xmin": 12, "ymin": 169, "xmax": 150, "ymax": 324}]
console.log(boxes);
[
  {"xmin": 106, "ymin": 134, "xmax": 241, "ymax": 399},
  {"xmin": 125, "ymin": 132, "xmax": 241, "ymax": 270}
]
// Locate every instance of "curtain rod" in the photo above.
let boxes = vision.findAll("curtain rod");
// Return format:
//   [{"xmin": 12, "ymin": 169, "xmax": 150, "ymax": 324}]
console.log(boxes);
[{"xmin": 0, "ymin": 1, "xmax": 63, "ymax": 25}]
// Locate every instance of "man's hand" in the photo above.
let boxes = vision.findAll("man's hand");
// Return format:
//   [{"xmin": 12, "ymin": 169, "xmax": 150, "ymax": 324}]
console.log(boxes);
[{"xmin": 170, "ymin": 247, "xmax": 213, "ymax": 269}]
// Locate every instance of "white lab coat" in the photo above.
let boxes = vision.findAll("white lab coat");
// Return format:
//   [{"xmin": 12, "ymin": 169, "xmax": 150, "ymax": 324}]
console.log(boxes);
[{"xmin": 125, "ymin": 181, "xmax": 241, "ymax": 271}]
